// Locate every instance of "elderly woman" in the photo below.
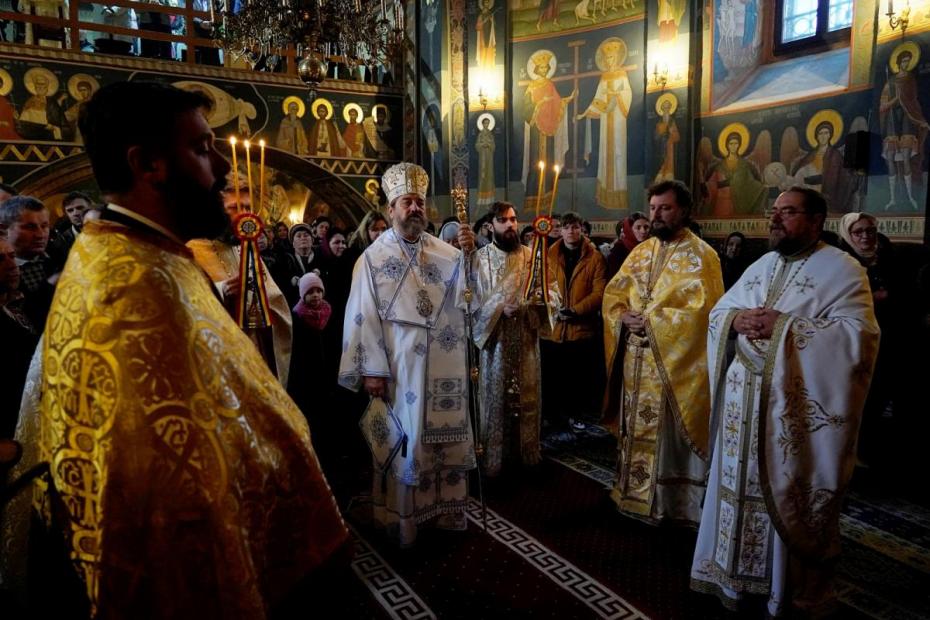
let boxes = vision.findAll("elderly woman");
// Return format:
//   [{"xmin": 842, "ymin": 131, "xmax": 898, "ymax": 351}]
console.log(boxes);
[
  {"xmin": 606, "ymin": 212, "xmax": 650, "ymax": 280},
  {"xmin": 839, "ymin": 212, "xmax": 902, "ymax": 469}
]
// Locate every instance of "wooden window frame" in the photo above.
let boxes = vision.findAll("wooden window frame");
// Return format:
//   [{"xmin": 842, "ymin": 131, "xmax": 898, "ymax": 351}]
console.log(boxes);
[{"xmin": 770, "ymin": 0, "xmax": 851, "ymax": 58}]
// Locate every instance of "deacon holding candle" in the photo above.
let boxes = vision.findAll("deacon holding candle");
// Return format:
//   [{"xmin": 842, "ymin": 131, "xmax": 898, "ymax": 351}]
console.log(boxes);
[
  {"xmin": 466, "ymin": 199, "xmax": 560, "ymax": 477},
  {"xmin": 189, "ymin": 137, "xmax": 294, "ymax": 387}
]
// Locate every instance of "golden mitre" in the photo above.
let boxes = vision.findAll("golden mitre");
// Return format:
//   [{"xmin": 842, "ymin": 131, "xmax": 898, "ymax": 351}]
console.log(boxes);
[{"xmin": 382, "ymin": 162, "xmax": 429, "ymax": 204}]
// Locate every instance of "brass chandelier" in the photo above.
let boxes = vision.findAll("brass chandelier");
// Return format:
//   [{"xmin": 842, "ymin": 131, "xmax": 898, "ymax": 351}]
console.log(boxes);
[{"xmin": 215, "ymin": 0, "xmax": 406, "ymax": 95}]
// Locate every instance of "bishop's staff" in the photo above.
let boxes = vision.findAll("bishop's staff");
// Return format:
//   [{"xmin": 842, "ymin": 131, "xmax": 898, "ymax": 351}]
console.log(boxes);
[{"xmin": 452, "ymin": 186, "xmax": 487, "ymax": 531}]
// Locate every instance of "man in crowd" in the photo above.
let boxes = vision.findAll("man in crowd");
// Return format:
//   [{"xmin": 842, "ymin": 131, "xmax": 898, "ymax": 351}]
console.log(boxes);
[
  {"xmin": 9, "ymin": 81, "xmax": 347, "ymax": 616},
  {"xmin": 339, "ymin": 162, "xmax": 476, "ymax": 548},
  {"xmin": 48, "ymin": 190, "xmax": 93, "ymax": 268},
  {"xmin": 541, "ymin": 210, "xmax": 606, "ymax": 435},
  {"xmin": 602, "ymin": 180, "xmax": 723, "ymax": 525},
  {"xmin": 0, "ymin": 196, "xmax": 55, "ymax": 331},
  {"xmin": 469, "ymin": 201, "xmax": 558, "ymax": 477},
  {"xmin": 0, "ymin": 234, "xmax": 38, "ymax": 438},
  {"xmin": 188, "ymin": 170, "xmax": 293, "ymax": 387},
  {"xmin": 691, "ymin": 187, "xmax": 879, "ymax": 616}
]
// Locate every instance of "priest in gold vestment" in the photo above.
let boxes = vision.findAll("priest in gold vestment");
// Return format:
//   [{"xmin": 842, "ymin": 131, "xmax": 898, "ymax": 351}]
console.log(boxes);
[
  {"xmin": 188, "ymin": 172, "xmax": 293, "ymax": 387},
  {"xmin": 10, "ymin": 81, "xmax": 348, "ymax": 618},
  {"xmin": 603, "ymin": 181, "xmax": 724, "ymax": 525}
]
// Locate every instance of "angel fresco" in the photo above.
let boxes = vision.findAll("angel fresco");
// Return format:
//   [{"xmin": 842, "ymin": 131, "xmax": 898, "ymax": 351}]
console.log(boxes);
[
  {"xmin": 699, "ymin": 122, "xmax": 767, "ymax": 216},
  {"xmin": 880, "ymin": 41, "xmax": 929, "ymax": 211},
  {"xmin": 789, "ymin": 110, "xmax": 858, "ymax": 212},
  {"xmin": 173, "ymin": 80, "xmax": 258, "ymax": 136}
]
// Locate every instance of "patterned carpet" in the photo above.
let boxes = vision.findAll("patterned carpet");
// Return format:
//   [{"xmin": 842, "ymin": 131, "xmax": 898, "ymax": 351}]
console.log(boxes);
[{"xmin": 332, "ymin": 430, "xmax": 930, "ymax": 620}]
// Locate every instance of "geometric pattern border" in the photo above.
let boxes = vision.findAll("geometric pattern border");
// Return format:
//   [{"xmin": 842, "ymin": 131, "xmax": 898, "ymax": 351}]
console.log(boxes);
[
  {"xmin": 544, "ymin": 449, "xmax": 617, "ymax": 488},
  {"xmin": 0, "ymin": 144, "xmax": 83, "ymax": 163},
  {"xmin": 349, "ymin": 525, "xmax": 437, "ymax": 620},
  {"xmin": 465, "ymin": 499, "xmax": 649, "ymax": 620}
]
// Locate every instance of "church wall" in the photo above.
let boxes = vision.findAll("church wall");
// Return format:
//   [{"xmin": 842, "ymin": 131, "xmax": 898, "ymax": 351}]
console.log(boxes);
[
  {"xmin": 454, "ymin": 0, "xmax": 928, "ymax": 243},
  {"xmin": 0, "ymin": 46, "xmax": 404, "ymax": 225},
  {"xmin": 692, "ymin": 0, "xmax": 930, "ymax": 242}
]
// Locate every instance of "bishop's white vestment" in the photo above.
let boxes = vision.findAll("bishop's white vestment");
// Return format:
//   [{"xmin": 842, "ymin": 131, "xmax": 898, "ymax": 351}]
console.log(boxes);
[{"xmin": 339, "ymin": 229, "xmax": 476, "ymax": 547}]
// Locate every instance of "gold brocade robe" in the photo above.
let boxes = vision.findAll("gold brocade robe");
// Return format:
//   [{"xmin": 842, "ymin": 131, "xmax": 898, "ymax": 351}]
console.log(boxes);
[
  {"xmin": 187, "ymin": 238, "xmax": 293, "ymax": 388},
  {"xmin": 35, "ymin": 221, "xmax": 347, "ymax": 617},
  {"xmin": 602, "ymin": 229, "xmax": 723, "ymax": 523}
]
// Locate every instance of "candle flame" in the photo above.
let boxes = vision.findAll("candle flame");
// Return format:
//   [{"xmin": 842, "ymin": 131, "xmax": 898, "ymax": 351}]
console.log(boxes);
[
  {"xmin": 259, "ymin": 139, "xmax": 266, "ymax": 147},
  {"xmin": 243, "ymin": 140, "xmax": 251, "ymax": 149},
  {"xmin": 554, "ymin": 164, "xmax": 561, "ymax": 173},
  {"xmin": 229, "ymin": 136, "xmax": 237, "ymax": 145},
  {"xmin": 538, "ymin": 161, "xmax": 545, "ymax": 170}
]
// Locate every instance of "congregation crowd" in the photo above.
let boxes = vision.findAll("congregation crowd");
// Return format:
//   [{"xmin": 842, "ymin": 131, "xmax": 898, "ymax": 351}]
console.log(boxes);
[{"xmin": 1, "ymin": 80, "xmax": 930, "ymax": 619}]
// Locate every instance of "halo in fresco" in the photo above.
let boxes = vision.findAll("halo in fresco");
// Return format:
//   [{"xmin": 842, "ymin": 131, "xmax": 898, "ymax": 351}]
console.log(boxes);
[
  {"xmin": 343, "ymin": 102, "xmax": 364, "ymax": 123},
  {"xmin": 24, "ymin": 67, "xmax": 59, "ymax": 96},
  {"xmin": 476, "ymin": 112, "xmax": 496, "ymax": 131},
  {"xmin": 281, "ymin": 96, "xmax": 306, "ymax": 118},
  {"xmin": 655, "ymin": 92, "xmax": 678, "ymax": 116},
  {"xmin": 526, "ymin": 49, "xmax": 557, "ymax": 80},
  {"xmin": 67, "ymin": 74, "xmax": 100, "ymax": 100},
  {"xmin": 718, "ymin": 122, "xmax": 751, "ymax": 157},
  {"xmin": 805, "ymin": 109, "xmax": 843, "ymax": 148},
  {"xmin": 595, "ymin": 37, "xmax": 628, "ymax": 72},
  {"xmin": 310, "ymin": 97, "xmax": 334, "ymax": 120},
  {"xmin": 0, "ymin": 69, "xmax": 13, "ymax": 96},
  {"xmin": 372, "ymin": 103, "xmax": 391, "ymax": 123},
  {"xmin": 889, "ymin": 41, "xmax": 920, "ymax": 72}
]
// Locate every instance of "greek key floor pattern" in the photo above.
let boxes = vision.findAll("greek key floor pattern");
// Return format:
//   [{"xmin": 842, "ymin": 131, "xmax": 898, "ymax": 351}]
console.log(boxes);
[
  {"xmin": 349, "ymin": 525, "xmax": 437, "ymax": 620},
  {"xmin": 545, "ymin": 447, "xmax": 930, "ymax": 620},
  {"xmin": 464, "ymin": 499, "xmax": 649, "ymax": 620}
]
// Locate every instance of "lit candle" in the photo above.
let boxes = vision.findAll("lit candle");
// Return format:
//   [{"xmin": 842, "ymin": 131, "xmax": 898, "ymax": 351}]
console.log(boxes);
[
  {"xmin": 229, "ymin": 137, "xmax": 241, "ymax": 212},
  {"xmin": 534, "ymin": 160, "xmax": 546, "ymax": 217},
  {"xmin": 548, "ymin": 165, "xmax": 561, "ymax": 217},
  {"xmin": 243, "ymin": 140, "xmax": 254, "ymax": 213},
  {"xmin": 259, "ymin": 139, "xmax": 266, "ymax": 218}
]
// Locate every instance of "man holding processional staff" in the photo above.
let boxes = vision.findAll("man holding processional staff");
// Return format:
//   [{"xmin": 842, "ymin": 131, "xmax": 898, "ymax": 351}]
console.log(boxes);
[
  {"xmin": 188, "ymin": 137, "xmax": 293, "ymax": 386},
  {"xmin": 466, "ymin": 162, "xmax": 561, "ymax": 476}
]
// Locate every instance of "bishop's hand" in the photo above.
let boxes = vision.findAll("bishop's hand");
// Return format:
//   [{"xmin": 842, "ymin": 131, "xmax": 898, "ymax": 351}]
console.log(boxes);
[
  {"xmin": 458, "ymin": 225, "xmax": 476, "ymax": 254},
  {"xmin": 363, "ymin": 376, "xmax": 388, "ymax": 399}
]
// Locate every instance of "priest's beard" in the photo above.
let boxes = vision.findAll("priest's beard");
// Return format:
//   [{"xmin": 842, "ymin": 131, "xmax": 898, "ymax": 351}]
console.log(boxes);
[
  {"xmin": 769, "ymin": 226, "xmax": 813, "ymax": 255},
  {"xmin": 492, "ymin": 228, "xmax": 520, "ymax": 252},
  {"xmin": 162, "ymin": 167, "xmax": 229, "ymax": 241},
  {"xmin": 651, "ymin": 222, "xmax": 680, "ymax": 241},
  {"xmin": 398, "ymin": 212, "xmax": 425, "ymax": 239}
]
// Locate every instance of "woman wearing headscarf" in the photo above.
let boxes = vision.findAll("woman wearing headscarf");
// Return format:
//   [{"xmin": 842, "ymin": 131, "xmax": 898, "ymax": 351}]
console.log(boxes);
[
  {"xmin": 720, "ymin": 231, "xmax": 749, "ymax": 290},
  {"xmin": 838, "ymin": 212, "xmax": 903, "ymax": 469},
  {"xmin": 606, "ymin": 212, "xmax": 650, "ymax": 280},
  {"xmin": 439, "ymin": 220, "xmax": 461, "ymax": 249}
]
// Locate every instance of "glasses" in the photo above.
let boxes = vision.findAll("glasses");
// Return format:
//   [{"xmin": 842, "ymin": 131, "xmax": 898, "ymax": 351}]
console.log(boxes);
[
  {"xmin": 764, "ymin": 207, "xmax": 808, "ymax": 219},
  {"xmin": 850, "ymin": 227, "xmax": 877, "ymax": 238}
]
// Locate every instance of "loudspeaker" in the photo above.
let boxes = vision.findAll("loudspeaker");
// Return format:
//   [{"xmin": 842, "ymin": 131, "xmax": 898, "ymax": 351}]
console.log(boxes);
[{"xmin": 844, "ymin": 130, "xmax": 871, "ymax": 170}]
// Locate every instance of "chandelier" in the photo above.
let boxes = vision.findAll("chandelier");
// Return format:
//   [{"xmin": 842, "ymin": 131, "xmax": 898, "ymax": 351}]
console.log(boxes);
[{"xmin": 215, "ymin": 0, "xmax": 406, "ymax": 96}]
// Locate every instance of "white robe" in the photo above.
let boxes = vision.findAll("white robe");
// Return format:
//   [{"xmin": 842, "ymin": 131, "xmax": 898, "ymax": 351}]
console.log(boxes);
[
  {"xmin": 339, "ymin": 229, "xmax": 475, "ymax": 546},
  {"xmin": 691, "ymin": 242, "xmax": 879, "ymax": 616}
]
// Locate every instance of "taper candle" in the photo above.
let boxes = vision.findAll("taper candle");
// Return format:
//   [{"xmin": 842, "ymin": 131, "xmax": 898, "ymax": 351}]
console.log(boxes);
[
  {"xmin": 243, "ymin": 140, "xmax": 254, "ymax": 212},
  {"xmin": 534, "ymin": 160, "xmax": 546, "ymax": 217},
  {"xmin": 548, "ymin": 164, "xmax": 561, "ymax": 217},
  {"xmin": 229, "ymin": 137, "xmax": 241, "ymax": 212}
]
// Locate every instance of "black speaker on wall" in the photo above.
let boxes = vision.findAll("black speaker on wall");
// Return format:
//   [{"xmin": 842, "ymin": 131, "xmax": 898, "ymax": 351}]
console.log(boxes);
[{"xmin": 844, "ymin": 130, "xmax": 871, "ymax": 170}]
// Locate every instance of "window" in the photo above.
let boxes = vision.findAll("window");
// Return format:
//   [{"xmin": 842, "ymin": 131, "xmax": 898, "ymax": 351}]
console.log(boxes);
[{"xmin": 776, "ymin": 0, "xmax": 851, "ymax": 53}]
